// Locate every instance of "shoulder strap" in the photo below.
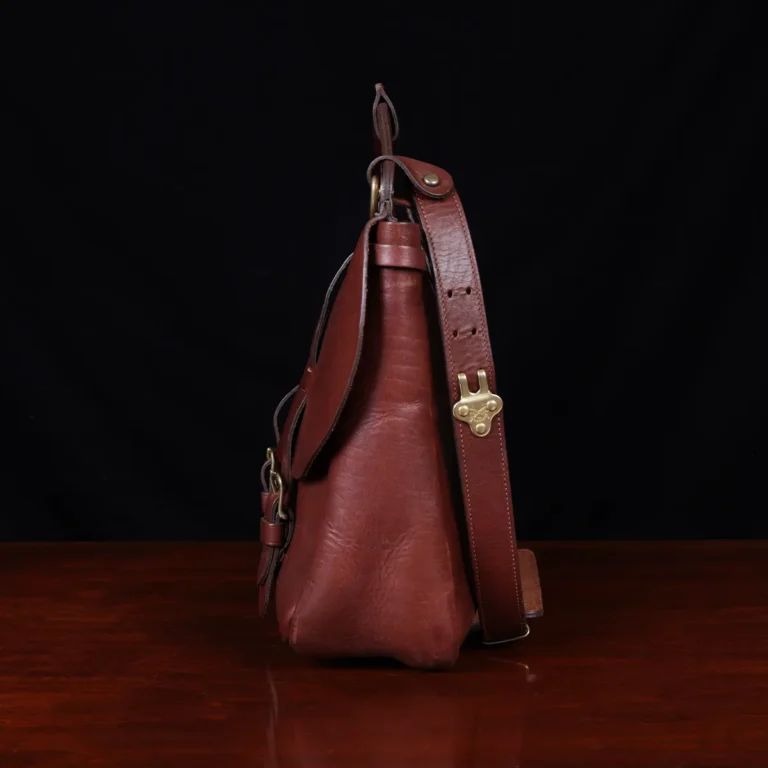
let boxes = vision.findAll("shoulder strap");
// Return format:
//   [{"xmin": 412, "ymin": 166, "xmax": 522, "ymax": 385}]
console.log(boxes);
[{"xmin": 370, "ymin": 152, "xmax": 530, "ymax": 643}]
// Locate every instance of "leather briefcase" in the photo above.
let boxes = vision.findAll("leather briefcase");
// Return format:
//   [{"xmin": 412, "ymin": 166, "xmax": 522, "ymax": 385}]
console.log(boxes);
[{"xmin": 258, "ymin": 85, "xmax": 542, "ymax": 669}]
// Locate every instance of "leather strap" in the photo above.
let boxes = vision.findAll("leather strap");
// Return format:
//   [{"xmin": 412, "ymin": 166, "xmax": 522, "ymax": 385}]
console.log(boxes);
[
  {"xmin": 370, "ymin": 154, "xmax": 528, "ymax": 643},
  {"xmin": 372, "ymin": 84, "xmax": 397, "ymax": 217},
  {"xmin": 258, "ymin": 490, "xmax": 285, "ymax": 616},
  {"xmin": 419, "ymin": 187, "xmax": 527, "ymax": 642},
  {"xmin": 368, "ymin": 95, "xmax": 528, "ymax": 642}
]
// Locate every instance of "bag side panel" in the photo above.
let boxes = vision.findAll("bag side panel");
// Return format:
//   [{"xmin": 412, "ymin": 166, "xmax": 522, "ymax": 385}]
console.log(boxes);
[{"xmin": 276, "ymin": 251, "xmax": 475, "ymax": 668}]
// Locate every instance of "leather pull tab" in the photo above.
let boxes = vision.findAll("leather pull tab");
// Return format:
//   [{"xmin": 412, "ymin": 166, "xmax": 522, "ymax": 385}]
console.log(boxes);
[{"xmin": 372, "ymin": 84, "xmax": 400, "ymax": 142}]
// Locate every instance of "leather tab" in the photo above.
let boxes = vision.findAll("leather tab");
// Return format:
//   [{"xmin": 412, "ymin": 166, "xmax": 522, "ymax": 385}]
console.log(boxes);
[
  {"xmin": 374, "ymin": 243, "xmax": 427, "ymax": 271},
  {"xmin": 367, "ymin": 155, "xmax": 454, "ymax": 199},
  {"xmin": 261, "ymin": 491, "xmax": 278, "ymax": 517},
  {"xmin": 376, "ymin": 220, "xmax": 422, "ymax": 247},
  {"xmin": 393, "ymin": 156, "xmax": 454, "ymax": 198},
  {"xmin": 260, "ymin": 517, "xmax": 285, "ymax": 547}
]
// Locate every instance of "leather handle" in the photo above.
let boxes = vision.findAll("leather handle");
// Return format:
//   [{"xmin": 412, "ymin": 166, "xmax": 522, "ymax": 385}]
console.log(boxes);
[{"xmin": 392, "ymin": 156, "xmax": 528, "ymax": 643}]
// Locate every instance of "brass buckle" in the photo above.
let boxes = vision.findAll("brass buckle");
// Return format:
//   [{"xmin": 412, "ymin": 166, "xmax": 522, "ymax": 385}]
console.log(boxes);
[
  {"xmin": 452, "ymin": 369, "xmax": 504, "ymax": 437},
  {"xmin": 265, "ymin": 448, "xmax": 287, "ymax": 521}
]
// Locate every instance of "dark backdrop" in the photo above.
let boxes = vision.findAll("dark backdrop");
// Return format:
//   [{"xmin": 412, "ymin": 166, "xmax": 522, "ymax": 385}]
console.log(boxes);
[{"xmin": 2, "ymin": 4, "xmax": 765, "ymax": 540}]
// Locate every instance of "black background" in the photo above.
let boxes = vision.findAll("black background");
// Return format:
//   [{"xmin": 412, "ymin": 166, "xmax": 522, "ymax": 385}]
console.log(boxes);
[{"xmin": 2, "ymin": 4, "xmax": 765, "ymax": 540}]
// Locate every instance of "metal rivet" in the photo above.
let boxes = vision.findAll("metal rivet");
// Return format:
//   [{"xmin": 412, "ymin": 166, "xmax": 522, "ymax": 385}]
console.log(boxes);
[
  {"xmin": 458, "ymin": 405, "xmax": 469, "ymax": 417},
  {"xmin": 422, "ymin": 172, "xmax": 440, "ymax": 187},
  {"xmin": 475, "ymin": 423, "xmax": 488, "ymax": 435},
  {"xmin": 487, "ymin": 401, "xmax": 497, "ymax": 412}
]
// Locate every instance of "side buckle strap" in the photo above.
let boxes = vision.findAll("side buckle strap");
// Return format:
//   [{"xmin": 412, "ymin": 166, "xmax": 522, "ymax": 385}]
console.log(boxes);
[{"xmin": 258, "ymin": 449, "xmax": 294, "ymax": 617}]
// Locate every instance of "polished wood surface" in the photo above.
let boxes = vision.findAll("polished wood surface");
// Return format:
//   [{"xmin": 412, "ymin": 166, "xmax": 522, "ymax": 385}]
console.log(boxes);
[{"xmin": 0, "ymin": 542, "xmax": 766, "ymax": 767}]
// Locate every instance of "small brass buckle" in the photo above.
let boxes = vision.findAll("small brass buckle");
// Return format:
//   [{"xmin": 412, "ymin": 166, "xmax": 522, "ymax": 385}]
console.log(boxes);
[
  {"xmin": 265, "ymin": 448, "xmax": 287, "ymax": 520},
  {"xmin": 452, "ymin": 369, "xmax": 504, "ymax": 437}
]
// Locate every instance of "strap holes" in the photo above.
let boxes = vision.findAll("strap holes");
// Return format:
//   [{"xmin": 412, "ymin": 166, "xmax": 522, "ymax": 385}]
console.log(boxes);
[
  {"xmin": 452, "ymin": 330, "xmax": 459, "ymax": 338},
  {"xmin": 466, "ymin": 287, "xmax": 472, "ymax": 295},
  {"xmin": 471, "ymin": 328, "xmax": 477, "ymax": 335},
  {"xmin": 447, "ymin": 289, "xmax": 453, "ymax": 298}
]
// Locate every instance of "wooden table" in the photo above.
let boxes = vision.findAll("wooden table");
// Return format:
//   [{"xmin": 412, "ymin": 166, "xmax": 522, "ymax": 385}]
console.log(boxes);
[{"xmin": 0, "ymin": 542, "xmax": 765, "ymax": 767}]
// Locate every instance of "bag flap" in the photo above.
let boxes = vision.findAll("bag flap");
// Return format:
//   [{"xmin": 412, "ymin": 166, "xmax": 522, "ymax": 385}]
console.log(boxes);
[{"xmin": 290, "ymin": 220, "xmax": 376, "ymax": 479}]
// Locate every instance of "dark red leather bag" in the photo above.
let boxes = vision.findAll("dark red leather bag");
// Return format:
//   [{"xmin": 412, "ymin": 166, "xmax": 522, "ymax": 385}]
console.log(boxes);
[{"xmin": 258, "ymin": 86, "xmax": 542, "ymax": 669}]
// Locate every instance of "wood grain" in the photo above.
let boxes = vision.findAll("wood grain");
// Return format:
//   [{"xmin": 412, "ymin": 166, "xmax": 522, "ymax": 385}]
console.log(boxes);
[{"xmin": 0, "ymin": 542, "xmax": 766, "ymax": 766}]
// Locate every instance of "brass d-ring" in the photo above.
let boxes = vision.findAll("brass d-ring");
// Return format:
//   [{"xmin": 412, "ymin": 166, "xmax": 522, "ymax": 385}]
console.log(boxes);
[
  {"xmin": 266, "ymin": 446, "xmax": 287, "ymax": 521},
  {"xmin": 369, "ymin": 174, "xmax": 380, "ymax": 219}
]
